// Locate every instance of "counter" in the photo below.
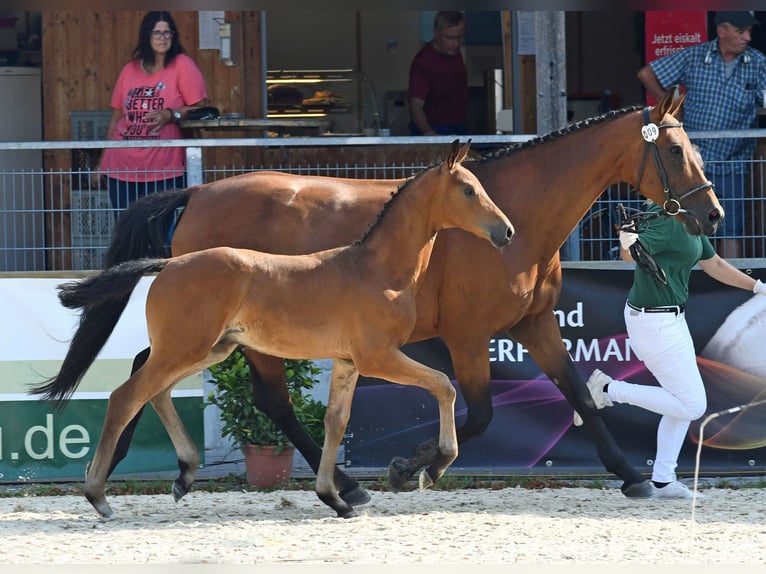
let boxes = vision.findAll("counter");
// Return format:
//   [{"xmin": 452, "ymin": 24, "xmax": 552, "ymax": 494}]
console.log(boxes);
[{"xmin": 179, "ymin": 117, "xmax": 331, "ymax": 137}]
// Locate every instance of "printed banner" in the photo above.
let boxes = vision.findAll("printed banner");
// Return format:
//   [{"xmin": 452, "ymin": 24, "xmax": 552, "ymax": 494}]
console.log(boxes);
[
  {"xmin": 644, "ymin": 11, "xmax": 708, "ymax": 105},
  {"xmin": 346, "ymin": 266, "xmax": 766, "ymax": 476},
  {"xmin": 0, "ymin": 277, "xmax": 204, "ymax": 481}
]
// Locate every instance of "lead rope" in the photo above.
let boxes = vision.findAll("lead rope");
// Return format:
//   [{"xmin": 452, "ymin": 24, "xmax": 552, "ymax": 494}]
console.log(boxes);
[{"xmin": 691, "ymin": 397, "xmax": 766, "ymax": 522}]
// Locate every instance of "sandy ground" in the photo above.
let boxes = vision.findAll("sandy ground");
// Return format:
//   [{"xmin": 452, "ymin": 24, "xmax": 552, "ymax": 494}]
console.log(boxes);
[{"xmin": 1, "ymin": 483, "xmax": 765, "ymax": 565}]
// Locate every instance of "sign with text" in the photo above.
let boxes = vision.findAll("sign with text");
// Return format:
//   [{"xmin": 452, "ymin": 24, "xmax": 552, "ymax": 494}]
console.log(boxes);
[
  {"xmin": 347, "ymin": 266, "xmax": 766, "ymax": 477},
  {"xmin": 644, "ymin": 11, "xmax": 708, "ymax": 105},
  {"xmin": 0, "ymin": 277, "xmax": 204, "ymax": 481}
]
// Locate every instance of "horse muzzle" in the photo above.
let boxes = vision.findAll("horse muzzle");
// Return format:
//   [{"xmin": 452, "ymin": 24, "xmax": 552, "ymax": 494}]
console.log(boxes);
[{"xmin": 490, "ymin": 221, "xmax": 515, "ymax": 248}]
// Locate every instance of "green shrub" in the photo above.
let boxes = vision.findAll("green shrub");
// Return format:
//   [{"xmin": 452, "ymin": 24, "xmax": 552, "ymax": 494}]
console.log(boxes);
[{"xmin": 206, "ymin": 349, "xmax": 326, "ymax": 455}]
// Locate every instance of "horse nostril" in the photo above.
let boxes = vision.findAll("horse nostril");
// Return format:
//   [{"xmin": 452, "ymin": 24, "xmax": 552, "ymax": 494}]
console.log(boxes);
[{"xmin": 709, "ymin": 208, "xmax": 723, "ymax": 222}]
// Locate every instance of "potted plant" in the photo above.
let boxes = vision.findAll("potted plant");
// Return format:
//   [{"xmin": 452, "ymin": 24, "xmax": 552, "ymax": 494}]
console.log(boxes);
[{"xmin": 206, "ymin": 348, "xmax": 326, "ymax": 488}]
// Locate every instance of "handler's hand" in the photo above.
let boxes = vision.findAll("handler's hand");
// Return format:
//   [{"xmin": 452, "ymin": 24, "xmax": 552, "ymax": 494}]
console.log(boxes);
[{"xmin": 619, "ymin": 230, "xmax": 638, "ymax": 251}]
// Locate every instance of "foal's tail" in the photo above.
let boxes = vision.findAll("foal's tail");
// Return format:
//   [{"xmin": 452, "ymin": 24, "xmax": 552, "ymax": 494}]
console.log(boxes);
[
  {"xmin": 104, "ymin": 188, "xmax": 190, "ymax": 266},
  {"xmin": 29, "ymin": 259, "xmax": 168, "ymax": 407}
]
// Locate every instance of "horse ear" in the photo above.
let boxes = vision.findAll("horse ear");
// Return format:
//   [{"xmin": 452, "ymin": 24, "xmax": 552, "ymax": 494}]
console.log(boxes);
[
  {"xmin": 456, "ymin": 138, "xmax": 472, "ymax": 164},
  {"xmin": 657, "ymin": 90, "xmax": 674, "ymax": 117},
  {"xmin": 447, "ymin": 139, "xmax": 460, "ymax": 170},
  {"xmin": 669, "ymin": 92, "xmax": 686, "ymax": 122}
]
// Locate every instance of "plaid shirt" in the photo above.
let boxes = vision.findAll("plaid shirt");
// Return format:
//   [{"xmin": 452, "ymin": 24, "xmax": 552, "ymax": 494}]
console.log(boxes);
[{"xmin": 650, "ymin": 39, "xmax": 766, "ymax": 174}]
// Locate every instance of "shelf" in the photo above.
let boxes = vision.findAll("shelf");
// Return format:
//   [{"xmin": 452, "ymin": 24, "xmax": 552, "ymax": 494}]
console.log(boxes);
[{"xmin": 266, "ymin": 69, "xmax": 367, "ymax": 135}]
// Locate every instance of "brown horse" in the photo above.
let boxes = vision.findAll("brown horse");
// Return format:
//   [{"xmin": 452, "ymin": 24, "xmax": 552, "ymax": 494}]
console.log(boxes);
[
  {"xmin": 34, "ymin": 141, "xmax": 513, "ymax": 518},
  {"xmin": 41, "ymin": 93, "xmax": 722, "ymax": 507}
]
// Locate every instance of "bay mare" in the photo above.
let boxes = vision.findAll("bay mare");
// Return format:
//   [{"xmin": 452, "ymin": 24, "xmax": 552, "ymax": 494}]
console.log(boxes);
[
  {"xmin": 39, "ymin": 94, "xmax": 721, "ymax": 508},
  {"xmin": 35, "ymin": 141, "xmax": 513, "ymax": 518}
]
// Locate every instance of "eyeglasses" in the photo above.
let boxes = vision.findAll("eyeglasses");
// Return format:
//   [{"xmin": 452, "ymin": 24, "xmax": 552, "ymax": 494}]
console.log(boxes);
[{"xmin": 151, "ymin": 30, "xmax": 174, "ymax": 39}]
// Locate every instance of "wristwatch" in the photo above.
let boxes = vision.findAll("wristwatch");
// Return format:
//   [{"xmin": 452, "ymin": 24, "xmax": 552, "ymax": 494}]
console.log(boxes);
[{"xmin": 169, "ymin": 109, "xmax": 182, "ymax": 122}]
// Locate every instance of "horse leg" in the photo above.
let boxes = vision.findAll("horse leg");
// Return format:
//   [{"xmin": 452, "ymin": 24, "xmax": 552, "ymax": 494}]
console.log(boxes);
[
  {"xmin": 242, "ymin": 350, "xmax": 370, "ymax": 506},
  {"xmin": 388, "ymin": 342, "xmax": 493, "ymax": 491},
  {"xmin": 509, "ymin": 312, "xmax": 653, "ymax": 498},
  {"xmin": 315, "ymin": 358, "xmax": 359, "ymax": 518},
  {"xmin": 108, "ymin": 347, "xmax": 150, "ymax": 477},
  {"xmin": 84, "ymin": 365, "xmax": 176, "ymax": 518},
  {"xmin": 149, "ymin": 388, "xmax": 201, "ymax": 502},
  {"xmin": 356, "ymin": 350, "xmax": 457, "ymax": 492}
]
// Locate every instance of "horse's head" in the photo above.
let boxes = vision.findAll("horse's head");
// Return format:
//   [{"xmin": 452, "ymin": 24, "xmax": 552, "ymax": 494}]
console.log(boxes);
[
  {"xmin": 440, "ymin": 139, "xmax": 515, "ymax": 248},
  {"xmin": 639, "ymin": 92, "xmax": 724, "ymax": 236}
]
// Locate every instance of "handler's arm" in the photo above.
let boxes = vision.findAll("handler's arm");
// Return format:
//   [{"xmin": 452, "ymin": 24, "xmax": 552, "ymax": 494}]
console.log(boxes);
[{"xmin": 699, "ymin": 255, "xmax": 757, "ymax": 291}]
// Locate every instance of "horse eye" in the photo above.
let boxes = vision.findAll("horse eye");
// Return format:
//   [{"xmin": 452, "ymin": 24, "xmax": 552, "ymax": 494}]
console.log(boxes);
[
  {"xmin": 670, "ymin": 145, "xmax": 682, "ymax": 155},
  {"xmin": 464, "ymin": 185, "xmax": 475, "ymax": 197}
]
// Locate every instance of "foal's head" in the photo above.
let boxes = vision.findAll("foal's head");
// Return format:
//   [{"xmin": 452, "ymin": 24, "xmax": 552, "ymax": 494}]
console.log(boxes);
[{"xmin": 434, "ymin": 139, "xmax": 514, "ymax": 248}]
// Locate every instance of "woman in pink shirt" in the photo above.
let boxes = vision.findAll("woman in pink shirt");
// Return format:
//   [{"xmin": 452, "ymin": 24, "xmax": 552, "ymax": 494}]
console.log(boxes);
[{"xmin": 94, "ymin": 11, "xmax": 208, "ymax": 211}]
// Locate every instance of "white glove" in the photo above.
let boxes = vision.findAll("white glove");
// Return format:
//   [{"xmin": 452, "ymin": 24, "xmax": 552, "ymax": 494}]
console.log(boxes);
[
  {"xmin": 619, "ymin": 230, "xmax": 638, "ymax": 251},
  {"xmin": 753, "ymin": 279, "xmax": 766, "ymax": 295}
]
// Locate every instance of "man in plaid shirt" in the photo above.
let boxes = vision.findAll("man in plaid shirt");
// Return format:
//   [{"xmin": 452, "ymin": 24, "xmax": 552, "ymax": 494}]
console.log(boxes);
[{"xmin": 638, "ymin": 11, "xmax": 766, "ymax": 258}]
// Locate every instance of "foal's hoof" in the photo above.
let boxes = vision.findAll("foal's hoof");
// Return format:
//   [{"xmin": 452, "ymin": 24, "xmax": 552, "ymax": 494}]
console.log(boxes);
[
  {"xmin": 388, "ymin": 456, "xmax": 411, "ymax": 492},
  {"xmin": 172, "ymin": 480, "xmax": 190, "ymax": 502},
  {"xmin": 340, "ymin": 485, "xmax": 371, "ymax": 506},
  {"xmin": 87, "ymin": 496, "xmax": 115, "ymax": 520},
  {"xmin": 621, "ymin": 480, "xmax": 654, "ymax": 498}
]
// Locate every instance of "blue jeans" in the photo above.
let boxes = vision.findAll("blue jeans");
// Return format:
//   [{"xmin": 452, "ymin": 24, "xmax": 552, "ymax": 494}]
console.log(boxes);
[
  {"xmin": 106, "ymin": 175, "xmax": 187, "ymax": 213},
  {"xmin": 709, "ymin": 171, "xmax": 747, "ymax": 238}
]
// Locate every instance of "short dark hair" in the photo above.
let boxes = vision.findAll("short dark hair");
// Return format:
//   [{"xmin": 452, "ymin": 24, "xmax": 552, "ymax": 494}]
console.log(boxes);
[
  {"xmin": 434, "ymin": 11, "xmax": 464, "ymax": 31},
  {"xmin": 133, "ymin": 11, "xmax": 186, "ymax": 67}
]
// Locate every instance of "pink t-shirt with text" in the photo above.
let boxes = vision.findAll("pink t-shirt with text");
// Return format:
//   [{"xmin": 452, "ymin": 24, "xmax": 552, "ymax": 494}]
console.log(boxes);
[{"xmin": 100, "ymin": 53, "xmax": 207, "ymax": 182}]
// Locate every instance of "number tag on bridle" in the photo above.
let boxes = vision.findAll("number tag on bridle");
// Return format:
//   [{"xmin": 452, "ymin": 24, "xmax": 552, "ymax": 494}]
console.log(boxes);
[{"xmin": 641, "ymin": 123, "xmax": 659, "ymax": 142}]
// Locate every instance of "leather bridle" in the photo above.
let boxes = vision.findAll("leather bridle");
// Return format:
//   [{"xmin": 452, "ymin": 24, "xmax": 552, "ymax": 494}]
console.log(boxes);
[{"xmin": 633, "ymin": 107, "xmax": 713, "ymax": 217}]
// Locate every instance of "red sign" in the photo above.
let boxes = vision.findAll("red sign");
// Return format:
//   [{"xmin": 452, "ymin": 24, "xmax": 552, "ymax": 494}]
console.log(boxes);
[{"xmin": 644, "ymin": 11, "xmax": 708, "ymax": 105}]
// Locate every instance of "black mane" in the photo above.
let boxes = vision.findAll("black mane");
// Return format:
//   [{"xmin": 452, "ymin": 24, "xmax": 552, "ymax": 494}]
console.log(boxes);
[
  {"xmin": 354, "ymin": 161, "xmax": 439, "ymax": 246},
  {"xmin": 481, "ymin": 105, "xmax": 643, "ymax": 162}
]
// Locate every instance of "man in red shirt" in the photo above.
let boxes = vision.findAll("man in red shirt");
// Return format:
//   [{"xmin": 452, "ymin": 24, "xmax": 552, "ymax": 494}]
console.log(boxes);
[{"xmin": 408, "ymin": 11, "xmax": 468, "ymax": 136}]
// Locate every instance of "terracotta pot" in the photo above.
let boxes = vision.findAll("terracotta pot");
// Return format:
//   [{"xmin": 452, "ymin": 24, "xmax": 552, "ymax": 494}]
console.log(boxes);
[{"xmin": 242, "ymin": 444, "xmax": 295, "ymax": 488}]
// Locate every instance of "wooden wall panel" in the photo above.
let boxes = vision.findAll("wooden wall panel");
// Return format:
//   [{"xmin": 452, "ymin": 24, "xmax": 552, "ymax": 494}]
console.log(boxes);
[{"xmin": 40, "ymin": 11, "xmax": 263, "ymax": 266}]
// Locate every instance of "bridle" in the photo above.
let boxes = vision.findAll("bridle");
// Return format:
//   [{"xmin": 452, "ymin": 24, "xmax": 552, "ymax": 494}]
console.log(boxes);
[{"xmin": 632, "ymin": 106, "xmax": 713, "ymax": 217}]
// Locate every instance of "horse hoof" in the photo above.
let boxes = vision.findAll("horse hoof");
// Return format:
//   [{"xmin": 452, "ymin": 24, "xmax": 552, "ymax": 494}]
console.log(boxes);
[
  {"xmin": 91, "ymin": 500, "xmax": 114, "ymax": 519},
  {"xmin": 340, "ymin": 486, "xmax": 371, "ymax": 506},
  {"xmin": 621, "ymin": 480, "xmax": 654, "ymax": 498},
  {"xmin": 172, "ymin": 480, "xmax": 189, "ymax": 502},
  {"xmin": 418, "ymin": 468, "xmax": 434, "ymax": 490},
  {"xmin": 339, "ymin": 508, "xmax": 358, "ymax": 519},
  {"xmin": 388, "ymin": 456, "xmax": 410, "ymax": 492}
]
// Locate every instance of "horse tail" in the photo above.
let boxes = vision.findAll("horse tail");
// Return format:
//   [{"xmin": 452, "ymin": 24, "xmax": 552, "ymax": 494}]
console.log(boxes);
[
  {"xmin": 30, "ymin": 259, "xmax": 168, "ymax": 407},
  {"xmin": 104, "ymin": 189, "xmax": 190, "ymax": 266}
]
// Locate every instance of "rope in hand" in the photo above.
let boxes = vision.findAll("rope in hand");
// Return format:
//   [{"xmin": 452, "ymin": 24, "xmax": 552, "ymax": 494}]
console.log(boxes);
[
  {"xmin": 691, "ymin": 397, "xmax": 766, "ymax": 522},
  {"xmin": 616, "ymin": 203, "xmax": 667, "ymax": 285}
]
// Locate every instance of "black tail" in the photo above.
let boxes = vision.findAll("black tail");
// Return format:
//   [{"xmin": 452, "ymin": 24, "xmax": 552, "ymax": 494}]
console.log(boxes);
[
  {"xmin": 30, "ymin": 259, "xmax": 168, "ymax": 407},
  {"xmin": 104, "ymin": 188, "xmax": 189, "ymax": 266}
]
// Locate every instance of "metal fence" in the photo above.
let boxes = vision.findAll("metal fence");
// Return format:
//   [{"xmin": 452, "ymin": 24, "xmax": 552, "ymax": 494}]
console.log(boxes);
[{"xmin": 2, "ymin": 129, "xmax": 766, "ymax": 272}]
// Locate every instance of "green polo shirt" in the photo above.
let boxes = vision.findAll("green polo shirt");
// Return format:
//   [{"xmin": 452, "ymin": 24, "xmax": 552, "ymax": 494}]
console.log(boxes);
[{"xmin": 627, "ymin": 204, "xmax": 716, "ymax": 308}]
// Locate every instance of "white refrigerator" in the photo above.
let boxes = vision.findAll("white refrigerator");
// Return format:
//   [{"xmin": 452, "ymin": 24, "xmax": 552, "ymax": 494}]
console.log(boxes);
[{"xmin": 0, "ymin": 67, "xmax": 44, "ymax": 271}]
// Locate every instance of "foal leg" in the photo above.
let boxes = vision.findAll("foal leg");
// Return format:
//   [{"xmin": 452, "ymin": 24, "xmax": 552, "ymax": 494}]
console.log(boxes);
[
  {"xmin": 358, "ymin": 350, "xmax": 458, "ymax": 492},
  {"xmin": 389, "ymin": 341, "xmax": 493, "ymax": 491},
  {"xmin": 315, "ymin": 358, "xmax": 360, "ymax": 518},
  {"xmin": 109, "ymin": 347, "xmax": 151, "ymax": 477},
  {"xmin": 150, "ymin": 388, "xmax": 201, "ymax": 502},
  {"xmin": 243, "ymin": 350, "xmax": 370, "ymax": 506},
  {"xmin": 84, "ymin": 366, "xmax": 178, "ymax": 518}
]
